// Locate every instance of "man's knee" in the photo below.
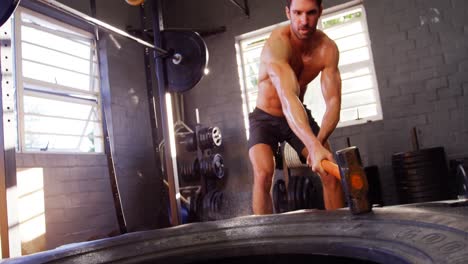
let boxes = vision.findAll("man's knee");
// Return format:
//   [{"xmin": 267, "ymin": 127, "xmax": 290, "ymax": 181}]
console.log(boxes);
[{"xmin": 253, "ymin": 168, "xmax": 274, "ymax": 191}]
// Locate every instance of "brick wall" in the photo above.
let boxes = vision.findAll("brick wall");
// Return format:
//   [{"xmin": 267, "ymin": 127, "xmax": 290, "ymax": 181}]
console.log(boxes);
[{"xmin": 16, "ymin": 153, "xmax": 116, "ymax": 251}]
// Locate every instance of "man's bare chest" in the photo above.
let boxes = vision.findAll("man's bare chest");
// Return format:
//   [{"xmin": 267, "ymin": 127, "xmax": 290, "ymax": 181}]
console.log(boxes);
[{"xmin": 290, "ymin": 57, "xmax": 322, "ymax": 87}]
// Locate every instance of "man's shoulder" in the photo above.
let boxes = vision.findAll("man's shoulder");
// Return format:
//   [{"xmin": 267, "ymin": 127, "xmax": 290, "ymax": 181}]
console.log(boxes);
[
  {"xmin": 270, "ymin": 25, "xmax": 290, "ymax": 41},
  {"xmin": 317, "ymin": 30, "xmax": 338, "ymax": 49}
]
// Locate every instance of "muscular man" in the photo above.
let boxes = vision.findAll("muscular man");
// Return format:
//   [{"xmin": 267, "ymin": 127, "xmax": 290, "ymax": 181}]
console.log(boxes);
[{"xmin": 248, "ymin": 0, "xmax": 344, "ymax": 214}]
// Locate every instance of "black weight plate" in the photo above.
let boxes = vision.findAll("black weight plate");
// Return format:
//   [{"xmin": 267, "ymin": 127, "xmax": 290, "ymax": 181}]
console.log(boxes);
[
  {"xmin": 393, "ymin": 166, "xmax": 446, "ymax": 176},
  {"xmin": 392, "ymin": 161, "xmax": 446, "ymax": 171},
  {"xmin": 399, "ymin": 191, "xmax": 441, "ymax": 199},
  {"xmin": 185, "ymin": 133, "xmax": 197, "ymax": 152},
  {"xmin": 203, "ymin": 191, "xmax": 211, "ymax": 220},
  {"xmin": 192, "ymin": 193, "xmax": 200, "ymax": 220},
  {"xmin": 0, "ymin": 0, "xmax": 19, "ymax": 28},
  {"xmin": 287, "ymin": 177, "xmax": 296, "ymax": 211},
  {"xmin": 291, "ymin": 177, "xmax": 297, "ymax": 210},
  {"xmin": 398, "ymin": 189, "xmax": 432, "ymax": 196},
  {"xmin": 395, "ymin": 178, "xmax": 443, "ymax": 186},
  {"xmin": 305, "ymin": 176, "xmax": 314, "ymax": 209},
  {"xmin": 211, "ymin": 191, "xmax": 218, "ymax": 217},
  {"xmin": 293, "ymin": 176, "xmax": 301, "ymax": 209},
  {"xmin": 217, "ymin": 191, "xmax": 224, "ymax": 213},
  {"xmin": 395, "ymin": 178, "xmax": 440, "ymax": 186},
  {"xmin": 405, "ymin": 197, "xmax": 439, "ymax": 204},
  {"xmin": 394, "ymin": 172, "xmax": 444, "ymax": 182},
  {"xmin": 189, "ymin": 193, "xmax": 195, "ymax": 216},
  {"xmin": 188, "ymin": 192, "xmax": 200, "ymax": 222},
  {"xmin": 394, "ymin": 173, "xmax": 443, "ymax": 182},
  {"xmin": 401, "ymin": 184, "xmax": 442, "ymax": 192},
  {"xmin": 392, "ymin": 155, "xmax": 445, "ymax": 164},
  {"xmin": 211, "ymin": 127, "xmax": 222, "ymax": 147},
  {"xmin": 392, "ymin": 147, "xmax": 445, "ymax": 159},
  {"xmin": 399, "ymin": 190, "xmax": 441, "ymax": 199},
  {"xmin": 301, "ymin": 176, "xmax": 308, "ymax": 209},
  {"xmin": 213, "ymin": 154, "xmax": 224, "ymax": 179},
  {"xmin": 399, "ymin": 192, "xmax": 441, "ymax": 201},
  {"xmin": 395, "ymin": 179, "xmax": 439, "ymax": 188},
  {"xmin": 295, "ymin": 176, "xmax": 305, "ymax": 209},
  {"xmin": 400, "ymin": 197, "xmax": 431, "ymax": 204},
  {"xmin": 273, "ymin": 179, "xmax": 288, "ymax": 213},
  {"xmin": 292, "ymin": 176, "xmax": 300, "ymax": 210},
  {"xmin": 210, "ymin": 191, "xmax": 217, "ymax": 215},
  {"xmin": 309, "ymin": 174, "xmax": 325, "ymax": 209},
  {"xmin": 278, "ymin": 180, "xmax": 288, "ymax": 213},
  {"xmin": 406, "ymin": 193, "xmax": 442, "ymax": 200},
  {"xmin": 402, "ymin": 196, "xmax": 441, "ymax": 204},
  {"xmin": 392, "ymin": 154, "xmax": 445, "ymax": 163},
  {"xmin": 302, "ymin": 176, "xmax": 311, "ymax": 209},
  {"xmin": 214, "ymin": 191, "xmax": 221, "ymax": 212},
  {"xmin": 397, "ymin": 185, "xmax": 442, "ymax": 195},
  {"xmin": 396, "ymin": 180, "xmax": 441, "ymax": 189},
  {"xmin": 162, "ymin": 30, "xmax": 208, "ymax": 93},
  {"xmin": 396, "ymin": 176, "xmax": 441, "ymax": 184},
  {"xmin": 396, "ymin": 179, "xmax": 441, "ymax": 187},
  {"xmin": 272, "ymin": 180, "xmax": 279, "ymax": 213},
  {"xmin": 214, "ymin": 191, "xmax": 222, "ymax": 213},
  {"xmin": 208, "ymin": 190, "xmax": 216, "ymax": 220},
  {"xmin": 215, "ymin": 191, "xmax": 223, "ymax": 217}
]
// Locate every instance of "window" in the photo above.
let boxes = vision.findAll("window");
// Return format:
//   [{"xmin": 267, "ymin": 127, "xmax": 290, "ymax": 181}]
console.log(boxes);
[
  {"xmin": 14, "ymin": 8, "xmax": 103, "ymax": 153},
  {"xmin": 236, "ymin": 3, "xmax": 382, "ymax": 139}
]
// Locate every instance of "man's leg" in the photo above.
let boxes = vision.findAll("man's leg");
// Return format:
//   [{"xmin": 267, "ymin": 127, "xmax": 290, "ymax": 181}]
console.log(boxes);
[
  {"xmin": 249, "ymin": 143, "xmax": 275, "ymax": 215},
  {"xmin": 301, "ymin": 142, "xmax": 344, "ymax": 210}
]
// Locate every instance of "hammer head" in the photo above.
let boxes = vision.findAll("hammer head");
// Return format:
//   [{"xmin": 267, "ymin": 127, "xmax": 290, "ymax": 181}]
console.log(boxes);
[{"xmin": 336, "ymin": 147, "xmax": 372, "ymax": 214}]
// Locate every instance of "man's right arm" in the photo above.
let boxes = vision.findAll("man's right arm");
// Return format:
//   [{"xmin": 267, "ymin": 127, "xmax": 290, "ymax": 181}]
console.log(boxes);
[{"xmin": 263, "ymin": 34, "xmax": 332, "ymax": 176}]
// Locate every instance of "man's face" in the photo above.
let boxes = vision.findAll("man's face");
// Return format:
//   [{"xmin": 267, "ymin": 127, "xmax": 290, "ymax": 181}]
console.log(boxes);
[{"xmin": 286, "ymin": 0, "xmax": 322, "ymax": 40}]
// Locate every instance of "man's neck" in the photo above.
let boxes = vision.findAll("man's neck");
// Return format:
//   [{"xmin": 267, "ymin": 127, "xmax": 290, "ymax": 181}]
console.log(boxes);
[{"xmin": 290, "ymin": 28, "xmax": 321, "ymax": 53}]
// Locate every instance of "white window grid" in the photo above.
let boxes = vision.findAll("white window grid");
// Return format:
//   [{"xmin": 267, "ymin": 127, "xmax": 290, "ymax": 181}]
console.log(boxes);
[
  {"xmin": 236, "ymin": 3, "xmax": 382, "ymax": 140},
  {"xmin": 14, "ymin": 7, "xmax": 104, "ymax": 153}
]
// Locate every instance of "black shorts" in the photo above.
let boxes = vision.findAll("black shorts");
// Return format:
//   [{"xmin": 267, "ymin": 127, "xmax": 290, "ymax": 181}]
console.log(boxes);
[{"xmin": 248, "ymin": 106, "xmax": 320, "ymax": 159}]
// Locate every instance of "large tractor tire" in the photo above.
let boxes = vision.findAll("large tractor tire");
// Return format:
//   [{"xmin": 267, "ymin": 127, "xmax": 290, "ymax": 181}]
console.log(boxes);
[{"xmin": 3, "ymin": 200, "xmax": 468, "ymax": 264}]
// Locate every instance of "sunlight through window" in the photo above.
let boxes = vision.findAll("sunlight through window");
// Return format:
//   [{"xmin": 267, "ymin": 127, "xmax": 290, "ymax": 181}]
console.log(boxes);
[
  {"xmin": 17, "ymin": 168, "xmax": 46, "ymax": 254},
  {"xmin": 14, "ymin": 8, "xmax": 103, "ymax": 153}
]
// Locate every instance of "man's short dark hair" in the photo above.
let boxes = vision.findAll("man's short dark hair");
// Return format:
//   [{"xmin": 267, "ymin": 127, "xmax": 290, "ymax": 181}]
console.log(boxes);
[{"xmin": 286, "ymin": 0, "xmax": 323, "ymax": 8}]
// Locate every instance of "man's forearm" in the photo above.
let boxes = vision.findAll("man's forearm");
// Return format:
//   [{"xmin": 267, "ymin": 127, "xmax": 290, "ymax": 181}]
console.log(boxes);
[
  {"xmin": 317, "ymin": 100, "xmax": 340, "ymax": 144},
  {"xmin": 281, "ymin": 93, "xmax": 320, "ymax": 149}
]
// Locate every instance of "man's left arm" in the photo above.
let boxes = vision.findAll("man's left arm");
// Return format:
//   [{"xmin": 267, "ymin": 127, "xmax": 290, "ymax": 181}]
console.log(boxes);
[{"xmin": 317, "ymin": 42, "xmax": 341, "ymax": 145}]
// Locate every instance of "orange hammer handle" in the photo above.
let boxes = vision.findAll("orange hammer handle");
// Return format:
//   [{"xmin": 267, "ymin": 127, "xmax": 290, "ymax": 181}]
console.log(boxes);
[{"xmin": 321, "ymin": 160, "xmax": 341, "ymax": 180}]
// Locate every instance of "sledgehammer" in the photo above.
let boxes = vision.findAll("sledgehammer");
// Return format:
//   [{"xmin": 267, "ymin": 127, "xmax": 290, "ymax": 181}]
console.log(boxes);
[{"xmin": 321, "ymin": 146, "xmax": 372, "ymax": 214}]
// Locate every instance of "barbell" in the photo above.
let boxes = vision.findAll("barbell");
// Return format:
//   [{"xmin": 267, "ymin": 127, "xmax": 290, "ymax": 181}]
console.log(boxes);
[{"xmin": 0, "ymin": 0, "xmax": 209, "ymax": 93}]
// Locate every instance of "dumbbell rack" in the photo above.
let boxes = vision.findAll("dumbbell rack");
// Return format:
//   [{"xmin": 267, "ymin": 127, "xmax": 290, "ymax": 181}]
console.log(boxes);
[{"xmin": 175, "ymin": 119, "xmax": 224, "ymax": 222}]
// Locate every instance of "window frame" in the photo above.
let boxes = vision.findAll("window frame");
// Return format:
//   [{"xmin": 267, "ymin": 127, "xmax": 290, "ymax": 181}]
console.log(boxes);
[{"xmin": 14, "ymin": 7, "xmax": 104, "ymax": 154}]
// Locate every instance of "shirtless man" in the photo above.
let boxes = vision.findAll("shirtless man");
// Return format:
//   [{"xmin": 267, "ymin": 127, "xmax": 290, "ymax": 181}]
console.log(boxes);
[{"xmin": 248, "ymin": 0, "xmax": 344, "ymax": 214}]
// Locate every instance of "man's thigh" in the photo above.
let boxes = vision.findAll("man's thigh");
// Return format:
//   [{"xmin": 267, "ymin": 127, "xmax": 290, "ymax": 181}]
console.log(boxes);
[
  {"xmin": 248, "ymin": 109, "xmax": 281, "ymax": 154},
  {"xmin": 284, "ymin": 108, "xmax": 320, "ymax": 161}
]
